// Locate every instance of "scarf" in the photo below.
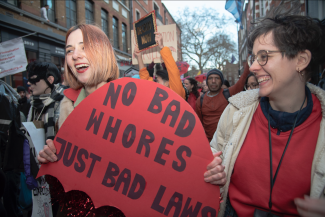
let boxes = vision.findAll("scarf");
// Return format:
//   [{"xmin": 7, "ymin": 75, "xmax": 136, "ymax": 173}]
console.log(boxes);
[
  {"xmin": 30, "ymin": 84, "xmax": 65, "ymax": 140},
  {"xmin": 260, "ymin": 86, "xmax": 313, "ymax": 134}
]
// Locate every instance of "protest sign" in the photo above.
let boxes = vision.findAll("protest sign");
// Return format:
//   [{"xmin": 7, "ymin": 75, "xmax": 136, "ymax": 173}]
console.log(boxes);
[
  {"xmin": 38, "ymin": 78, "xmax": 219, "ymax": 217},
  {"xmin": 21, "ymin": 123, "xmax": 53, "ymax": 217},
  {"xmin": 134, "ymin": 11, "xmax": 158, "ymax": 51},
  {"xmin": 132, "ymin": 24, "xmax": 178, "ymax": 64},
  {"xmin": 0, "ymin": 37, "xmax": 28, "ymax": 78}
]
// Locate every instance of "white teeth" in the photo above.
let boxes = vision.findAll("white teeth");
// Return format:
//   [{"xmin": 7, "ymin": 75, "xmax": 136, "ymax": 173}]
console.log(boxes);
[
  {"xmin": 75, "ymin": 64, "xmax": 89, "ymax": 69},
  {"xmin": 258, "ymin": 76, "xmax": 270, "ymax": 83}
]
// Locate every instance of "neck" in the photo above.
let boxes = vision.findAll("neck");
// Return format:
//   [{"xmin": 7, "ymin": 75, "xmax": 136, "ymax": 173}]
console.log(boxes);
[
  {"xmin": 269, "ymin": 84, "xmax": 306, "ymax": 113},
  {"xmin": 84, "ymin": 81, "xmax": 107, "ymax": 96},
  {"xmin": 208, "ymin": 88, "xmax": 221, "ymax": 96}
]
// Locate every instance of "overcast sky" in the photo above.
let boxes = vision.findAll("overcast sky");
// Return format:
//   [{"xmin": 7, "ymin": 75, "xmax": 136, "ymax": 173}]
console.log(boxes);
[
  {"xmin": 161, "ymin": 0, "xmax": 239, "ymax": 66},
  {"xmin": 161, "ymin": 0, "xmax": 238, "ymax": 42}
]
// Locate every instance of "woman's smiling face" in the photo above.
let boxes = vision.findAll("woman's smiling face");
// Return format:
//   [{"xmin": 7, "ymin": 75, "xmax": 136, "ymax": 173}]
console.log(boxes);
[
  {"xmin": 66, "ymin": 29, "xmax": 92, "ymax": 85},
  {"xmin": 249, "ymin": 32, "xmax": 298, "ymax": 98}
]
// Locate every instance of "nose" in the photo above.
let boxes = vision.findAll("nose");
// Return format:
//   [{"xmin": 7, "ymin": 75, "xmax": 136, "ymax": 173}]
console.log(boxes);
[
  {"xmin": 249, "ymin": 59, "xmax": 262, "ymax": 74},
  {"xmin": 72, "ymin": 48, "xmax": 82, "ymax": 60},
  {"xmin": 247, "ymin": 86, "xmax": 251, "ymax": 90}
]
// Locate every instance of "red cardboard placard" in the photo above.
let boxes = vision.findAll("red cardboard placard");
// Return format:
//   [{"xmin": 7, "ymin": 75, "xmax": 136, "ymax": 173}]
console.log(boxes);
[{"xmin": 38, "ymin": 78, "xmax": 220, "ymax": 217}]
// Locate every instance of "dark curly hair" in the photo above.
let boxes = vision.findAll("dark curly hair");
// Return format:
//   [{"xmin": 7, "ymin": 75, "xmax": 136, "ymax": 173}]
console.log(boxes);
[
  {"xmin": 186, "ymin": 78, "xmax": 199, "ymax": 98},
  {"xmin": 248, "ymin": 0, "xmax": 325, "ymax": 82}
]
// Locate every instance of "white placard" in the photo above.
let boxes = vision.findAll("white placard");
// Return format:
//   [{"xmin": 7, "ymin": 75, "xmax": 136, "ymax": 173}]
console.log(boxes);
[
  {"xmin": 0, "ymin": 37, "xmax": 28, "ymax": 78},
  {"xmin": 22, "ymin": 122, "xmax": 46, "ymax": 155},
  {"xmin": 131, "ymin": 24, "xmax": 178, "ymax": 64}
]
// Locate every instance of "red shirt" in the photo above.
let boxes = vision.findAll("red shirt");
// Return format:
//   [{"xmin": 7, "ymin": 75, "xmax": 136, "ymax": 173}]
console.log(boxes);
[
  {"xmin": 228, "ymin": 94, "xmax": 322, "ymax": 216},
  {"xmin": 188, "ymin": 92, "xmax": 197, "ymax": 112}
]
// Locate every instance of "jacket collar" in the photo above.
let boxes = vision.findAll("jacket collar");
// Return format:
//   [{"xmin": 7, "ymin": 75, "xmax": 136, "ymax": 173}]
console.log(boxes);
[
  {"xmin": 228, "ymin": 83, "xmax": 325, "ymax": 119},
  {"xmin": 63, "ymin": 88, "xmax": 82, "ymax": 103}
]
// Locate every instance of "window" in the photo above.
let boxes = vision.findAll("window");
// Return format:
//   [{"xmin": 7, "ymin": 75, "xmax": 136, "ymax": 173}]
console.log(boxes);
[
  {"xmin": 122, "ymin": 23, "xmax": 127, "ymax": 52},
  {"xmin": 101, "ymin": 9, "xmax": 108, "ymax": 36},
  {"xmin": 66, "ymin": 0, "xmax": 77, "ymax": 29},
  {"xmin": 121, "ymin": 0, "xmax": 126, "ymax": 6},
  {"xmin": 259, "ymin": 0, "xmax": 265, "ymax": 17},
  {"xmin": 308, "ymin": 0, "xmax": 325, "ymax": 20},
  {"xmin": 85, "ymin": 0, "xmax": 94, "ymax": 24},
  {"xmin": 42, "ymin": 0, "xmax": 55, "ymax": 22},
  {"xmin": 3, "ymin": 0, "xmax": 18, "ymax": 6},
  {"xmin": 143, "ymin": 0, "xmax": 148, "ymax": 5},
  {"xmin": 113, "ymin": 16, "xmax": 119, "ymax": 49},
  {"xmin": 154, "ymin": 2, "xmax": 159, "ymax": 15},
  {"xmin": 136, "ymin": 10, "xmax": 140, "ymax": 20}
]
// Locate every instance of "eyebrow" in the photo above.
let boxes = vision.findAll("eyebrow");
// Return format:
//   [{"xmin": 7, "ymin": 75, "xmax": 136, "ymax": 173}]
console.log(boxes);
[{"xmin": 66, "ymin": 42, "xmax": 83, "ymax": 49}]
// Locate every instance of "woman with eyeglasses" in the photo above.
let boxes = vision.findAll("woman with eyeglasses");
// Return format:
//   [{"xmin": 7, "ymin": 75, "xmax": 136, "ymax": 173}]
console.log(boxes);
[
  {"xmin": 244, "ymin": 73, "xmax": 259, "ymax": 91},
  {"xmin": 204, "ymin": 2, "xmax": 325, "ymax": 217}
]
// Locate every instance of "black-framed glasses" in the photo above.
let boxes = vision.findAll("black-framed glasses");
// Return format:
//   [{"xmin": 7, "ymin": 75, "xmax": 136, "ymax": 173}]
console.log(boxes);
[
  {"xmin": 245, "ymin": 83, "xmax": 259, "ymax": 90},
  {"xmin": 248, "ymin": 50, "xmax": 284, "ymax": 67}
]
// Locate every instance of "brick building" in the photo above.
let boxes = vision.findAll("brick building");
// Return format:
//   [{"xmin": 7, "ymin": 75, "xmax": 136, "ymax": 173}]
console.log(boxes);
[
  {"xmin": 0, "ymin": 0, "xmax": 133, "ymax": 87},
  {"xmin": 132, "ymin": 0, "xmax": 182, "ymax": 61},
  {"xmin": 238, "ymin": 0, "xmax": 325, "ymax": 83}
]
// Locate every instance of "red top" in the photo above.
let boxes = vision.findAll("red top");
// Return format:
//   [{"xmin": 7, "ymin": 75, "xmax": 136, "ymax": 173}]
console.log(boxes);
[
  {"xmin": 188, "ymin": 92, "xmax": 197, "ymax": 112},
  {"xmin": 195, "ymin": 64, "xmax": 250, "ymax": 142},
  {"xmin": 228, "ymin": 94, "xmax": 322, "ymax": 216}
]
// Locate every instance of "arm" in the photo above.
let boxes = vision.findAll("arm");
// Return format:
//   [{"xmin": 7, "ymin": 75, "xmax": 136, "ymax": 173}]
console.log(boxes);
[
  {"xmin": 229, "ymin": 62, "xmax": 250, "ymax": 96},
  {"xmin": 134, "ymin": 45, "xmax": 153, "ymax": 81},
  {"xmin": 41, "ymin": 8, "xmax": 49, "ymax": 21},
  {"xmin": 155, "ymin": 32, "xmax": 186, "ymax": 100}
]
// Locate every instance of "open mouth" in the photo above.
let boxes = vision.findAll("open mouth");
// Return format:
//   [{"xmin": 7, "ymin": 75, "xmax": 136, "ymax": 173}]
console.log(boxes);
[
  {"xmin": 75, "ymin": 64, "xmax": 89, "ymax": 73},
  {"xmin": 258, "ymin": 76, "xmax": 270, "ymax": 85}
]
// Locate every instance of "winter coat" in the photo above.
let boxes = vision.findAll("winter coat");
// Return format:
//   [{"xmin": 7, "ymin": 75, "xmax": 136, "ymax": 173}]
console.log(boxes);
[{"xmin": 210, "ymin": 83, "xmax": 325, "ymax": 216}]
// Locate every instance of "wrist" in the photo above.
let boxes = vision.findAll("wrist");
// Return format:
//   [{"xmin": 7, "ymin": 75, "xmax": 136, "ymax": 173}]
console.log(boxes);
[{"xmin": 159, "ymin": 45, "xmax": 164, "ymax": 49}]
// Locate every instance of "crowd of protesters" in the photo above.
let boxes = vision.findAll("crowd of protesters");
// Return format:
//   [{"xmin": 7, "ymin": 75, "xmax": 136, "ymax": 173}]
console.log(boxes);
[{"xmin": 1, "ymin": 1, "xmax": 325, "ymax": 217}]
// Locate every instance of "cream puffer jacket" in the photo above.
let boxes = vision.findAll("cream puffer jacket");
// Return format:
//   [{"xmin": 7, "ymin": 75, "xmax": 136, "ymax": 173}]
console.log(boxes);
[{"xmin": 210, "ymin": 83, "xmax": 325, "ymax": 217}]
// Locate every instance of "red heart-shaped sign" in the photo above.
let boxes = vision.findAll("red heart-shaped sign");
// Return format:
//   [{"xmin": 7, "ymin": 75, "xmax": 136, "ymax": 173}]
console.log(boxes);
[{"xmin": 38, "ymin": 78, "xmax": 219, "ymax": 217}]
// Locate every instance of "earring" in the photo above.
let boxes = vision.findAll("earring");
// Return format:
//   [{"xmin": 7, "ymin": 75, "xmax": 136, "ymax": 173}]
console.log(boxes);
[{"xmin": 297, "ymin": 68, "xmax": 304, "ymax": 76}]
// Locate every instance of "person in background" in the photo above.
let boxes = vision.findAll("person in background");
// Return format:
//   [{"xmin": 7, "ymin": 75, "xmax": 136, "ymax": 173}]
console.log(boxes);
[
  {"xmin": 205, "ymin": 2, "xmax": 325, "ymax": 216},
  {"xmin": 201, "ymin": 80, "xmax": 209, "ymax": 95},
  {"xmin": 184, "ymin": 77, "xmax": 199, "ymax": 111},
  {"xmin": 134, "ymin": 32, "xmax": 185, "ymax": 100},
  {"xmin": 244, "ymin": 72, "xmax": 259, "ymax": 90},
  {"xmin": 221, "ymin": 80, "xmax": 230, "ymax": 89},
  {"xmin": 196, "ymin": 65, "xmax": 249, "ymax": 142},
  {"xmin": 17, "ymin": 86, "xmax": 31, "ymax": 120},
  {"xmin": 37, "ymin": 24, "xmax": 124, "ymax": 217},
  {"xmin": 40, "ymin": 4, "xmax": 50, "ymax": 22}
]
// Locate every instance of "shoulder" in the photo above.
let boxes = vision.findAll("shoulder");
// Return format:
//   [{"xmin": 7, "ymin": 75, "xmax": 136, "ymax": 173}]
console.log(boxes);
[
  {"xmin": 228, "ymin": 89, "xmax": 259, "ymax": 109},
  {"xmin": 58, "ymin": 96, "xmax": 75, "ymax": 129},
  {"xmin": 308, "ymin": 83, "xmax": 325, "ymax": 119},
  {"xmin": 64, "ymin": 88, "xmax": 82, "ymax": 102}
]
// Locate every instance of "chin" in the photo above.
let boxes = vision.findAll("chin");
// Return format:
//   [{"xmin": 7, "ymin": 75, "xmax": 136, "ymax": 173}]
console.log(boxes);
[{"xmin": 258, "ymin": 87, "xmax": 272, "ymax": 98}]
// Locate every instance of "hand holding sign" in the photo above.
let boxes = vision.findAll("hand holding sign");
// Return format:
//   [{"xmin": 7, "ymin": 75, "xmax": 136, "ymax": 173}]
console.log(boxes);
[
  {"xmin": 155, "ymin": 32, "xmax": 164, "ymax": 49},
  {"xmin": 38, "ymin": 139, "xmax": 58, "ymax": 163},
  {"xmin": 38, "ymin": 78, "xmax": 220, "ymax": 217}
]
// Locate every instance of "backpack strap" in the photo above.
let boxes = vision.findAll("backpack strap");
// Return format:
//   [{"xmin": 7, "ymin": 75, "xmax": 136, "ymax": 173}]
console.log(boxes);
[
  {"xmin": 200, "ymin": 92, "xmax": 206, "ymax": 117},
  {"xmin": 223, "ymin": 88, "xmax": 230, "ymax": 101}
]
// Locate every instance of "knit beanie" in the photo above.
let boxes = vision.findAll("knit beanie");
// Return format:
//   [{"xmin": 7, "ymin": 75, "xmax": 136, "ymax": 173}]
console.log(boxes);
[
  {"xmin": 17, "ymin": 86, "xmax": 26, "ymax": 93},
  {"xmin": 206, "ymin": 69, "xmax": 224, "ymax": 84}
]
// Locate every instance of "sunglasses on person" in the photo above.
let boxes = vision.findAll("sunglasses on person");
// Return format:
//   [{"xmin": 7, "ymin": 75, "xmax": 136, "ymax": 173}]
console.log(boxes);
[
  {"xmin": 248, "ymin": 50, "xmax": 284, "ymax": 67},
  {"xmin": 28, "ymin": 76, "xmax": 41, "ymax": 85}
]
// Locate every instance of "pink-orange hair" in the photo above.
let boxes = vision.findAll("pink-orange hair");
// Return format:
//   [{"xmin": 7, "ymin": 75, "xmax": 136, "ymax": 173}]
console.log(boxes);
[{"xmin": 64, "ymin": 24, "xmax": 119, "ymax": 89}]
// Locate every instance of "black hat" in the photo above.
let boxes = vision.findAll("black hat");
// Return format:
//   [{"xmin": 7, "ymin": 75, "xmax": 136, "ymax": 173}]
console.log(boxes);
[
  {"xmin": 206, "ymin": 69, "xmax": 224, "ymax": 84},
  {"xmin": 27, "ymin": 61, "xmax": 61, "ymax": 89},
  {"xmin": 17, "ymin": 86, "xmax": 26, "ymax": 93}
]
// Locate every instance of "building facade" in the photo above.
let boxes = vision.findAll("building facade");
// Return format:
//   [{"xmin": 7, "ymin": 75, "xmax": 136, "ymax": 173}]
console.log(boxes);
[
  {"xmin": 0, "ymin": 0, "xmax": 133, "ymax": 87},
  {"xmin": 238, "ymin": 0, "xmax": 325, "ymax": 83}
]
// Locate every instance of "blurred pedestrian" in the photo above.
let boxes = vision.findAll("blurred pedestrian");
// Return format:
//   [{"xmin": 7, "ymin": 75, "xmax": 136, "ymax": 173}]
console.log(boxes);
[
  {"xmin": 184, "ymin": 77, "xmax": 199, "ymax": 111},
  {"xmin": 221, "ymin": 80, "xmax": 230, "ymax": 89},
  {"xmin": 196, "ymin": 65, "xmax": 249, "ymax": 142},
  {"xmin": 40, "ymin": 4, "xmax": 50, "ymax": 22},
  {"xmin": 244, "ymin": 73, "xmax": 259, "ymax": 90},
  {"xmin": 17, "ymin": 86, "xmax": 31, "ymax": 120}
]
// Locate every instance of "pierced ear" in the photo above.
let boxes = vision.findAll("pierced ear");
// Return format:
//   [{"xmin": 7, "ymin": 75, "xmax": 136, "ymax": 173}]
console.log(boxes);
[
  {"xmin": 296, "ymin": 50, "xmax": 311, "ymax": 72},
  {"xmin": 47, "ymin": 76, "xmax": 55, "ymax": 85}
]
